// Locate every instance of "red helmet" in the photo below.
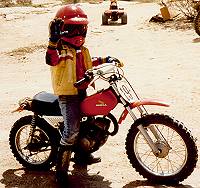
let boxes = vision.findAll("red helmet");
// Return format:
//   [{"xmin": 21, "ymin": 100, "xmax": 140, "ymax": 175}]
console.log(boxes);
[
  {"xmin": 55, "ymin": 5, "xmax": 88, "ymax": 47},
  {"xmin": 55, "ymin": 4, "xmax": 89, "ymax": 25}
]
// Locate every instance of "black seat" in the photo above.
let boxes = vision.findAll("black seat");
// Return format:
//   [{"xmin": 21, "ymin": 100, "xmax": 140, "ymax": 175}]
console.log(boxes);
[{"xmin": 32, "ymin": 91, "xmax": 61, "ymax": 116}]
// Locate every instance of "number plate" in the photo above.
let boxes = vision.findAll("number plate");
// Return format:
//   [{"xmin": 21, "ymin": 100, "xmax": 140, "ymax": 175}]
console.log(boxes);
[{"xmin": 117, "ymin": 79, "xmax": 136, "ymax": 103}]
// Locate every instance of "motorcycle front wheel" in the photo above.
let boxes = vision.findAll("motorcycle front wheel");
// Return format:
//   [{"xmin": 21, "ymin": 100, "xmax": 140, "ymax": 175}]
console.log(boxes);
[
  {"xmin": 194, "ymin": 11, "xmax": 200, "ymax": 36},
  {"xmin": 9, "ymin": 115, "xmax": 60, "ymax": 170},
  {"xmin": 126, "ymin": 114, "xmax": 198, "ymax": 184}
]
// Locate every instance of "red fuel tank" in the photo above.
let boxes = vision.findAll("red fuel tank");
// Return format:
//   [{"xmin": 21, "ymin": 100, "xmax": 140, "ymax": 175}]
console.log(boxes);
[{"xmin": 81, "ymin": 89, "xmax": 118, "ymax": 116}]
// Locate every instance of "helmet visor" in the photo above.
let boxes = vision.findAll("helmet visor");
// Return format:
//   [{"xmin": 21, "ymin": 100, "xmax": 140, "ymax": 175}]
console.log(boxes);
[{"xmin": 62, "ymin": 24, "xmax": 87, "ymax": 38}]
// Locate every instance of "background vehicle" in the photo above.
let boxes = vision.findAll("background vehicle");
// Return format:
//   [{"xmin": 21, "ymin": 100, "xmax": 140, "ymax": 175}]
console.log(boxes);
[
  {"xmin": 102, "ymin": 1, "xmax": 127, "ymax": 25},
  {"xmin": 9, "ymin": 62, "xmax": 198, "ymax": 184}
]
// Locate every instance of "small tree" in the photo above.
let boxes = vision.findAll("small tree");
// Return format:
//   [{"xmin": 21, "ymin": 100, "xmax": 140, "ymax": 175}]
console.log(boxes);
[
  {"xmin": 167, "ymin": 0, "xmax": 196, "ymax": 20},
  {"xmin": 16, "ymin": 0, "xmax": 32, "ymax": 5},
  {"xmin": 0, "ymin": 0, "xmax": 14, "ymax": 7},
  {"xmin": 61, "ymin": 0, "xmax": 80, "ymax": 4}
]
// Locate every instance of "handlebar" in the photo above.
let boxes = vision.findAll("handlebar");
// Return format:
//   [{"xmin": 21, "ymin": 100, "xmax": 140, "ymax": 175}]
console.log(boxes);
[
  {"xmin": 74, "ymin": 77, "xmax": 87, "ymax": 88},
  {"xmin": 74, "ymin": 71, "xmax": 93, "ymax": 88},
  {"xmin": 74, "ymin": 62, "xmax": 123, "ymax": 88}
]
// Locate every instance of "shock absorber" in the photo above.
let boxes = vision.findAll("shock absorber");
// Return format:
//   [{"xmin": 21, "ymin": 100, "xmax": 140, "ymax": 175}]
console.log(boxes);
[{"xmin": 28, "ymin": 115, "xmax": 37, "ymax": 143}]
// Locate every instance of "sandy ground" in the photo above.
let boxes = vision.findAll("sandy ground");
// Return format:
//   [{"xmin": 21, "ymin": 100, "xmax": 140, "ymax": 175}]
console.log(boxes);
[{"xmin": 0, "ymin": 1, "xmax": 200, "ymax": 187}]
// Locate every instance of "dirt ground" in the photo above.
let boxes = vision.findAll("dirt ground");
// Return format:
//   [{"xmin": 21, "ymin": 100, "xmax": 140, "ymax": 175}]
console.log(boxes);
[{"xmin": 0, "ymin": 0, "xmax": 200, "ymax": 187}]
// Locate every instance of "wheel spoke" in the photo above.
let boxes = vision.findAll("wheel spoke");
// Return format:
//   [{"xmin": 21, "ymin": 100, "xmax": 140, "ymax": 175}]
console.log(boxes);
[
  {"xmin": 15, "ymin": 125, "xmax": 52, "ymax": 165},
  {"xmin": 140, "ymin": 150, "xmax": 154, "ymax": 163}
]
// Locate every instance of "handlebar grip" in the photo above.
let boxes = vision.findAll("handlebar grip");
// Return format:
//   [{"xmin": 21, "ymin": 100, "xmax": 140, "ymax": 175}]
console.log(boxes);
[{"xmin": 74, "ymin": 77, "xmax": 86, "ymax": 88}]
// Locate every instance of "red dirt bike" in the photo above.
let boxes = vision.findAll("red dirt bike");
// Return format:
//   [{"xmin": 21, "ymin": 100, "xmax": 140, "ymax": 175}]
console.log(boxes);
[{"xmin": 9, "ymin": 61, "xmax": 198, "ymax": 184}]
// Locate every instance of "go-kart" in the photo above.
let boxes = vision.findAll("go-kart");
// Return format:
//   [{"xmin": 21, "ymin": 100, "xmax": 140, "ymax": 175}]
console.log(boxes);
[{"xmin": 102, "ymin": 3, "xmax": 127, "ymax": 25}]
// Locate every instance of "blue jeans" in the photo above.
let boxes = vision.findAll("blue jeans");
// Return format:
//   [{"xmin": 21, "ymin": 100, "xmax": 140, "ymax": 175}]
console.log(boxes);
[{"xmin": 58, "ymin": 95, "xmax": 81, "ymax": 146}]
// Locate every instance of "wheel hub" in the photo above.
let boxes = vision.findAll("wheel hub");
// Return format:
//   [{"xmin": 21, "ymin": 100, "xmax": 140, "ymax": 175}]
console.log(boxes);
[
  {"xmin": 25, "ymin": 139, "xmax": 48, "ymax": 152},
  {"xmin": 24, "ymin": 130, "xmax": 49, "ymax": 152},
  {"xmin": 154, "ymin": 141, "xmax": 170, "ymax": 158}
]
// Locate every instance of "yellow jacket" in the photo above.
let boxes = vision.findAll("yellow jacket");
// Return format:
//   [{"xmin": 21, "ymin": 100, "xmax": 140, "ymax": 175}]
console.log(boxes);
[{"xmin": 50, "ymin": 44, "xmax": 93, "ymax": 95}]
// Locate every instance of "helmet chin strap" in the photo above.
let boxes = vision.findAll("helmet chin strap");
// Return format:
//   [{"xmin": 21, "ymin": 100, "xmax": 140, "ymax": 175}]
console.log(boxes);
[{"xmin": 61, "ymin": 36, "xmax": 85, "ymax": 48}]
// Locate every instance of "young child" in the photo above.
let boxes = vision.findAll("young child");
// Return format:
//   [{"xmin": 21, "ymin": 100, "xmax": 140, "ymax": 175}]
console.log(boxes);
[
  {"xmin": 110, "ymin": 0, "xmax": 118, "ymax": 9},
  {"xmin": 45, "ymin": 4, "xmax": 122, "ymax": 183}
]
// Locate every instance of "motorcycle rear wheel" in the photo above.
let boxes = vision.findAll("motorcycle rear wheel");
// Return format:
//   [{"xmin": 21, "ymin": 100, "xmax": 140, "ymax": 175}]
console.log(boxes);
[
  {"xmin": 194, "ymin": 11, "xmax": 200, "ymax": 36},
  {"xmin": 9, "ymin": 115, "xmax": 59, "ymax": 170},
  {"xmin": 126, "ymin": 114, "xmax": 198, "ymax": 184}
]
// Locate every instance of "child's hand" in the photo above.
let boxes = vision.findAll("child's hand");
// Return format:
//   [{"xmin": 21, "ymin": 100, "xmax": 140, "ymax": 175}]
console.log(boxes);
[
  {"xmin": 117, "ymin": 60, "xmax": 124, "ymax": 67},
  {"xmin": 49, "ymin": 18, "xmax": 64, "ymax": 43},
  {"xmin": 106, "ymin": 56, "xmax": 124, "ymax": 67}
]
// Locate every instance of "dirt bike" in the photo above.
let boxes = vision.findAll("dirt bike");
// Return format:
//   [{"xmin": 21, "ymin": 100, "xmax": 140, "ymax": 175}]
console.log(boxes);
[{"xmin": 9, "ymin": 61, "xmax": 198, "ymax": 184}]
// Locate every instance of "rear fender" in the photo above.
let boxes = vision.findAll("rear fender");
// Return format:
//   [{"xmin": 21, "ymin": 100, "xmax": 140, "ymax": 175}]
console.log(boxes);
[
  {"xmin": 118, "ymin": 99, "xmax": 169, "ymax": 124},
  {"xmin": 12, "ymin": 97, "xmax": 32, "ymax": 113}
]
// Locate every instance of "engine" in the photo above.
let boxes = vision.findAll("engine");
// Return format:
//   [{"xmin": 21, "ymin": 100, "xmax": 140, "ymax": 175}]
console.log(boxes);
[{"xmin": 78, "ymin": 116, "xmax": 112, "ymax": 152}]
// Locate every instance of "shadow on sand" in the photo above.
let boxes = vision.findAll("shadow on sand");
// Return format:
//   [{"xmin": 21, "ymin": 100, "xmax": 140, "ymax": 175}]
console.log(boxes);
[
  {"xmin": 0, "ymin": 164, "xmax": 112, "ymax": 188},
  {"xmin": 0, "ymin": 165, "xmax": 195, "ymax": 188},
  {"xmin": 123, "ymin": 180, "xmax": 194, "ymax": 188},
  {"xmin": 101, "ymin": 21, "xmax": 125, "ymax": 26}
]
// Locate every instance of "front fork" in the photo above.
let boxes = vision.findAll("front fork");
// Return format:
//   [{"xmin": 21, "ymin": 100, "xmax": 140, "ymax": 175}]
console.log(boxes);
[
  {"xmin": 111, "ymin": 82, "xmax": 170, "ymax": 155},
  {"xmin": 137, "ymin": 125, "xmax": 160, "ymax": 155},
  {"xmin": 126, "ymin": 106, "xmax": 169, "ymax": 155}
]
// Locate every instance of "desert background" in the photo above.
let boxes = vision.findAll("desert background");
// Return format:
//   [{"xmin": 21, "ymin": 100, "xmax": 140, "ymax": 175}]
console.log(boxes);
[{"xmin": 0, "ymin": 0, "xmax": 200, "ymax": 187}]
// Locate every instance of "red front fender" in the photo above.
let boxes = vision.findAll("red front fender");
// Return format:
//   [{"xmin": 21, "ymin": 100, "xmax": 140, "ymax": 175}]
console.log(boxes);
[{"xmin": 118, "ymin": 99, "xmax": 169, "ymax": 124}]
